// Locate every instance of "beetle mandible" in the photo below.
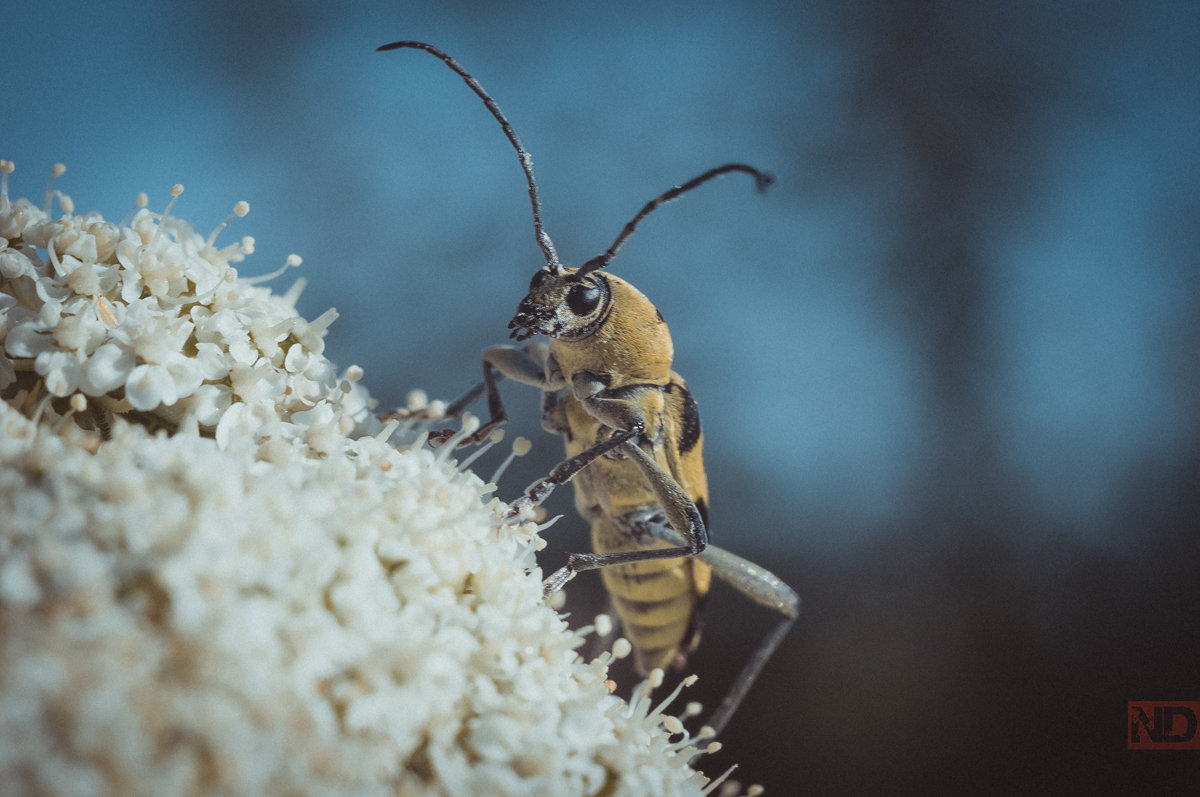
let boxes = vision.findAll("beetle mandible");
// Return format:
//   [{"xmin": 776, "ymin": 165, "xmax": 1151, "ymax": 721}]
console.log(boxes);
[{"xmin": 377, "ymin": 40, "xmax": 800, "ymax": 738}]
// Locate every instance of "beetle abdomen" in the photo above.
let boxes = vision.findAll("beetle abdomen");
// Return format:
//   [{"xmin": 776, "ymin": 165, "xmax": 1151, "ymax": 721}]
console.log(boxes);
[{"xmin": 592, "ymin": 515, "xmax": 708, "ymax": 674}]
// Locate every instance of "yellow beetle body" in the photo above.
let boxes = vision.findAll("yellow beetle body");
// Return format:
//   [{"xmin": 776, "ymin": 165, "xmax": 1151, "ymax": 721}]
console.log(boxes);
[{"xmin": 536, "ymin": 271, "xmax": 713, "ymax": 674}]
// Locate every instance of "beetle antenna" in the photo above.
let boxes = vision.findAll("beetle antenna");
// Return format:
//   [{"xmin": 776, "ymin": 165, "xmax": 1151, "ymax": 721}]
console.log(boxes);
[
  {"xmin": 577, "ymin": 163, "xmax": 772, "ymax": 277},
  {"xmin": 378, "ymin": 40, "xmax": 562, "ymax": 273}
]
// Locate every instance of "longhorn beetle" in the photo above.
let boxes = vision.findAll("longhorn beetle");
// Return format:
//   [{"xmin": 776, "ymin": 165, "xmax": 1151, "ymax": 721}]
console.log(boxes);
[{"xmin": 377, "ymin": 40, "xmax": 800, "ymax": 738}]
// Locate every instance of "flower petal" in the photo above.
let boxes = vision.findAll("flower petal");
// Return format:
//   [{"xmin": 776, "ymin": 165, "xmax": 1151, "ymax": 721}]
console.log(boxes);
[
  {"xmin": 125, "ymin": 362, "xmax": 176, "ymax": 410},
  {"xmin": 80, "ymin": 343, "xmax": 135, "ymax": 394}
]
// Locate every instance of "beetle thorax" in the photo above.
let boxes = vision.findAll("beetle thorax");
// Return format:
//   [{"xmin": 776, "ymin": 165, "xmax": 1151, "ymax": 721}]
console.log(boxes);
[{"xmin": 548, "ymin": 273, "xmax": 674, "ymax": 387}]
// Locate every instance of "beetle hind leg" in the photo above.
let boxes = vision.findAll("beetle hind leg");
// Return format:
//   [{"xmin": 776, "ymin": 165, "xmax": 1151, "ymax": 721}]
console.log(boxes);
[{"xmin": 641, "ymin": 523, "xmax": 800, "ymax": 741}]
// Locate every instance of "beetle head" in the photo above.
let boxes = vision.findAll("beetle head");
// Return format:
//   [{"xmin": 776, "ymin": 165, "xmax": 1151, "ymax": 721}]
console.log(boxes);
[{"xmin": 508, "ymin": 266, "xmax": 611, "ymax": 342}]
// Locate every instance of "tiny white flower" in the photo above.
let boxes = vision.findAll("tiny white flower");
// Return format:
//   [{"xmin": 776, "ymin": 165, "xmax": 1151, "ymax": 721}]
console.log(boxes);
[
  {"xmin": 50, "ymin": 308, "xmax": 104, "ymax": 353},
  {"xmin": 182, "ymin": 382, "xmax": 233, "ymax": 426},
  {"xmin": 85, "ymin": 217, "xmax": 121, "ymax": 263},
  {"xmin": 229, "ymin": 358, "xmax": 287, "ymax": 405},
  {"xmin": 80, "ymin": 342, "xmax": 135, "ymax": 394},
  {"xmin": 4, "ymin": 312, "xmax": 53, "ymax": 358},
  {"xmin": 125, "ymin": 362, "xmax": 177, "ymax": 409},
  {"xmin": 194, "ymin": 340, "xmax": 231, "ymax": 380},
  {"xmin": 0, "ymin": 552, "xmax": 41, "ymax": 605},
  {"xmin": 294, "ymin": 307, "xmax": 337, "ymax": 355},
  {"xmin": 19, "ymin": 217, "xmax": 58, "ymax": 249},
  {"xmin": 34, "ymin": 347, "xmax": 84, "ymax": 396},
  {"xmin": 164, "ymin": 352, "xmax": 204, "ymax": 399},
  {"xmin": 119, "ymin": 300, "xmax": 193, "ymax": 364},
  {"xmin": 65, "ymin": 259, "xmax": 118, "ymax": 298},
  {"xmin": 37, "ymin": 296, "xmax": 63, "ymax": 328},
  {"xmin": 49, "ymin": 250, "xmax": 84, "ymax": 280},
  {"xmin": 283, "ymin": 341, "xmax": 311, "ymax": 373},
  {"xmin": 0, "ymin": 248, "xmax": 37, "ymax": 279},
  {"xmin": 213, "ymin": 399, "xmax": 279, "ymax": 449}
]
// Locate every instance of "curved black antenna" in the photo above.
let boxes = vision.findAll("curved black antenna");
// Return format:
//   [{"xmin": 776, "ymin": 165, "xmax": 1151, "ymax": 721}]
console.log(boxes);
[
  {"xmin": 577, "ymin": 163, "xmax": 773, "ymax": 277},
  {"xmin": 377, "ymin": 40, "xmax": 562, "ymax": 273}
]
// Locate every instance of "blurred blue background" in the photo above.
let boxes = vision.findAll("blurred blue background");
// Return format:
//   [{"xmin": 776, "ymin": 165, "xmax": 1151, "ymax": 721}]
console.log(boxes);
[{"xmin": 8, "ymin": 1, "xmax": 1199, "ymax": 793}]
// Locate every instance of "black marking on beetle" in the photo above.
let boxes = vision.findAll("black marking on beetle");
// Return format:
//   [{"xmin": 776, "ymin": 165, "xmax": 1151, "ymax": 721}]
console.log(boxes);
[
  {"xmin": 619, "ymin": 594, "xmax": 688, "ymax": 615},
  {"xmin": 674, "ymin": 383, "xmax": 701, "ymax": 454},
  {"xmin": 594, "ymin": 379, "xmax": 669, "ymax": 401},
  {"xmin": 634, "ymin": 643, "xmax": 676, "ymax": 664},
  {"xmin": 623, "ymin": 620, "xmax": 687, "ymax": 641},
  {"xmin": 615, "ymin": 565, "xmax": 679, "ymax": 587}
]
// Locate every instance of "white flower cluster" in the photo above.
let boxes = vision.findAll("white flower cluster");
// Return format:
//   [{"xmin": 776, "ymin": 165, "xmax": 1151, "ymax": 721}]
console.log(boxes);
[
  {"xmin": 0, "ymin": 165, "xmax": 732, "ymax": 796},
  {"xmin": 0, "ymin": 162, "xmax": 349, "ymax": 441}
]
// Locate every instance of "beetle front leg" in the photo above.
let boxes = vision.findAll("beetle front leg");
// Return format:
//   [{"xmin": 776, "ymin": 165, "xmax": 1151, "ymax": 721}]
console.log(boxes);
[
  {"xmin": 385, "ymin": 359, "xmax": 506, "ymax": 446},
  {"xmin": 455, "ymin": 343, "xmax": 564, "ymax": 445},
  {"xmin": 382, "ymin": 343, "xmax": 563, "ymax": 446}
]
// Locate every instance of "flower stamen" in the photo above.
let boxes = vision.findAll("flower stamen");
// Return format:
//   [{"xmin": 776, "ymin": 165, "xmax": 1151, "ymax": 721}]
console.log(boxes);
[
  {"xmin": 0, "ymin": 159, "xmax": 14, "ymax": 207},
  {"xmin": 243, "ymin": 253, "xmax": 302, "ymax": 286},
  {"xmin": 150, "ymin": 183, "xmax": 185, "ymax": 243},
  {"xmin": 457, "ymin": 427, "xmax": 504, "ymax": 472},
  {"xmin": 490, "ymin": 435, "xmax": 531, "ymax": 484},
  {"xmin": 120, "ymin": 192, "xmax": 149, "ymax": 227},
  {"xmin": 51, "ymin": 393, "xmax": 88, "ymax": 434},
  {"xmin": 700, "ymin": 764, "xmax": 738, "ymax": 796},
  {"xmin": 408, "ymin": 429, "xmax": 430, "ymax": 452},
  {"xmin": 205, "ymin": 200, "xmax": 250, "ymax": 248},
  {"xmin": 649, "ymin": 673, "xmax": 699, "ymax": 722},
  {"xmin": 435, "ymin": 412, "xmax": 480, "ymax": 463},
  {"xmin": 42, "ymin": 162, "xmax": 66, "ymax": 214}
]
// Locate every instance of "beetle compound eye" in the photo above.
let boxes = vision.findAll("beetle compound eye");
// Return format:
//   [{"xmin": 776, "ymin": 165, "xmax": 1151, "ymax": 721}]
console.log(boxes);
[{"xmin": 566, "ymin": 283, "xmax": 602, "ymax": 317}]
